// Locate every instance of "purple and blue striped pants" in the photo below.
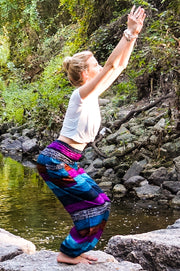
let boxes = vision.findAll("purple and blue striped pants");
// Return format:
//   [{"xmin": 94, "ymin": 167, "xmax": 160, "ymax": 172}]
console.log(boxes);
[{"xmin": 37, "ymin": 140, "xmax": 111, "ymax": 257}]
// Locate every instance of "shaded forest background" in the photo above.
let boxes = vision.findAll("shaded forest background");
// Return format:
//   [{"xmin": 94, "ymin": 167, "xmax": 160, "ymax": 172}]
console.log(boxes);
[{"xmin": 0, "ymin": 0, "xmax": 179, "ymax": 132}]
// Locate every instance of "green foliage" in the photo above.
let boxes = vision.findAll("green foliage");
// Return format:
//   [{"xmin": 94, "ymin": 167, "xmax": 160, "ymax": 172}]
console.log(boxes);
[
  {"xmin": 112, "ymin": 81, "xmax": 138, "ymax": 105},
  {"xmin": 1, "ymin": 51, "xmax": 73, "ymax": 126},
  {"xmin": 124, "ymin": 8, "xmax": 180, "ymax": 97},
  {"xmin": 0, "ymin": 0, "xmax": 179, "ymax": 127},
  {"xmin": 0, "ymin": 31, "xmax": 10, "ymax": 66},
  {"xmin": 30, "ymin": 55, "xmax": 73, "ymax": 126},
  {"xmin": 131, "ymin": 0, "xmax": 152, "ymax": 7},
  {"xmin": 88, "ymin": 26, "xmax": 115, "ymax": 62},
  {"xmin": 162, "ymin": 0, "xmax": 180, "ymax": 15}
]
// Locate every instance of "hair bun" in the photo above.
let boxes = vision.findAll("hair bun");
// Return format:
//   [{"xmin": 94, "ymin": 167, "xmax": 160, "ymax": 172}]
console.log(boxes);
[{"xmin": 63, "ymin": 56, "xmax": 72, "ymax": 72}]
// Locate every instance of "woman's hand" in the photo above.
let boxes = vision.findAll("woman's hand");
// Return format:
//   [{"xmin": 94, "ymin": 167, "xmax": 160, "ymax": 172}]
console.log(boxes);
[{"xmin": 127, "ymin": 6, "xmax": 146, "ymax": 36}]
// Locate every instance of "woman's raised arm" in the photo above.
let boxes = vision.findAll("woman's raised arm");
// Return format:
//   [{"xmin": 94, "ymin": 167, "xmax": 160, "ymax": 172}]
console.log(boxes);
[{"xmin": 79, "ymin": 6, "xmax": 146, "ymax": 99}]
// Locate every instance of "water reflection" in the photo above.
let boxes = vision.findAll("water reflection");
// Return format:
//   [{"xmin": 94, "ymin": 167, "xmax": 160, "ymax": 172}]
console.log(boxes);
[{"xmin": 0, "ymin": 153, "xmax": 179, "ymax": 251}]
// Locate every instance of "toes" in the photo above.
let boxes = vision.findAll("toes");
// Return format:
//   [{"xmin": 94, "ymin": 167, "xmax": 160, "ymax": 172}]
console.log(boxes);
[{"xmin": 80, "ymin": 253, "xmax": 98, "ymax": 261}]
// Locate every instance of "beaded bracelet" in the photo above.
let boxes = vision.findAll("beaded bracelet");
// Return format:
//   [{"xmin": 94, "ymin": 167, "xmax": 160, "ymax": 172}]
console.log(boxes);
[{"xmin": 123, "ymin": 29, "xmax": 138, "ymax": 42}]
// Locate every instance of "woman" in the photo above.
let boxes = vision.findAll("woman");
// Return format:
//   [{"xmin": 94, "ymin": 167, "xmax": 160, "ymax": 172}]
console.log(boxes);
[{"xmin": 37, "ymin": 6, "xmax": 146, "ymax": 264}]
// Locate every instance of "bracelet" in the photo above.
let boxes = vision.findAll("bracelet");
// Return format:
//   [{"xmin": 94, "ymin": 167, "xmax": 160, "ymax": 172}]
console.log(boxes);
[{"xmin": 123, "ymin": 29, "xmax": 138, "ymax": 42}]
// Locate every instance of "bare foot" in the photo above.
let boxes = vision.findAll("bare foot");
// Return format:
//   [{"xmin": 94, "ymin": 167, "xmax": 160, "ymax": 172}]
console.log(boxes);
[
  {"xmin": 57, "ymin": 252, "xmax": 92, "ymax": 264},
  {"xmin": 80, "ymin": 253, "xmax": 98, "ymax": 261}
]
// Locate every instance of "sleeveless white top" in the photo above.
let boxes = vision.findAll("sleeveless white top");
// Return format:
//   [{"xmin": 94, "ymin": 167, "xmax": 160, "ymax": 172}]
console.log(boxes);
[{"xmin": 60, "ymin": 89, "xmax": 101, "ymax": 143}]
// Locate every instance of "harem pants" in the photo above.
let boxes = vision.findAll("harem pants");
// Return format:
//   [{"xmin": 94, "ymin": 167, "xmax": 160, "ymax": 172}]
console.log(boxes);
[{"xmin": 36, "ymin": 140, "xmax": 111, "ymax": 257}]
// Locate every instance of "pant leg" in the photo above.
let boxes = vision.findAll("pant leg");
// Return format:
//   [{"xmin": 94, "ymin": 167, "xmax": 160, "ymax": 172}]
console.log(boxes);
[{"xmin": 37, "ymin": 153, "xmax": 111, "ymax": 257}]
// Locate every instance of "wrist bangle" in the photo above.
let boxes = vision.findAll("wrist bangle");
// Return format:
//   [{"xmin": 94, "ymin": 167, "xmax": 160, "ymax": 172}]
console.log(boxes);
[{"xmin": 123, "ymin": 29, "xmax": 138, "ymax": 42}]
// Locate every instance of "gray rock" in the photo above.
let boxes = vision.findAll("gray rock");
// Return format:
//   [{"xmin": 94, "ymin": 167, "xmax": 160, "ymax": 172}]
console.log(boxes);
[
  {"xmin": 153, "ymin": 118, "xmax": 165, "ymax": 131},
  {"xmin": 11, "ymin": 133, "xmax": 21, "ymax": 140},
  {"xmin": 129, "ymin": 125, "xmax": 145, "ymax": 136},
  {"xmin": 174, "ymin": 156, "xmax": 180, "ymax": 181},
  {"xmin": 99, "ymin": 98, "xmax": 110, "ymax": 106},
  {"xmin": 116, "ymin": 132, "xmax": 136, "ymax": 144},
  {"xmin": 149, "ymin": 167, "xmax": 169, "ymax": 186},
  {"xmin": 124, "ymin": 176, "xmax": 146, "ymax": 189},
  {"xmin": 102, "ymin": 169, "xmax": 120, "ymax": 184},
  {"xmin": 160, "ymin": 189, "xmax": 174, "ymax": 200},
  {"xmin": 100, "ymin": 144, "xmax": 116, "ymax": 155},
  {"xmin": 105, "ymin": 219, "xmax": 180, "ymax": 271},
  {"xmin": 139, "ymin": 180, "xmax": 149, "ymax": 186},
  {"xmin": 85, "ymin": 164, "xmax": 99, "ymax": 178},
  {"xmin": 162, "ymin": 181, "xmax": 180, "ymax": 194},
  {"xmin": 94, "ymin": 167, "xmax": 106, "ymax": 179},
  {"xmin": 133, "ymin": 184, "xmax": 161, "ymax": 199},
  {"xmin": 143, "ymin": 118, "xmax": 156, "ymax": 127},
  {"xmin": 22, "ymin": 128, "xmax": 36, "ymax": 138},
  {"xmin": 18, "ymin": 136, "xmax": 30, "ymax": 143},
  {"xmin": 99, "ymin": 180, "xmax": 112, "ymax": 194},
  {"xmin": 160, "ymin": 138, "xmax": 180, "ymax": 158},
  {"xmin": 103, "ymin": 156, "xmax": 119, "ymax": 168},
  {"xmin": 0, "ymin": 250, "xmax": 144, "ymax": 271},
  {"xmin": 0, "ymin": 138, "xmax": 22, "ymax": 152},
  {"xmin": 103, "ymin": 168, "xmax": 115, "ymax": 177},
  {"xmin": 0, "ymin": 229, "xmax": 36, "ymax": 255},
  {"xmin": 171, "ymin": 194, "xmax": 180, "ymax": 209},
  {"xmin": 113, "ymin": 184, "xmax": 127, "ymax": 199},
  {"xmin": 84, "ymin": 147, "xmax": 97, "ymax": 161},
  {"xmin": 93, "ymin": 158, "xmax": 103, "ymax": 168},
  {"xmin": 22, "ymin": 138, "xmax": 38, "ymax": 153},
  {"xmin": 117, "ymin": 109, "xmax": 131, "ymax": 120},
  {"xmin": 167, "ymin": 219, "xmax": 180, "ymax": 229},
  {"xmin": 123, "ymin": 161, "xmax": 144, "ymax": 181},
  {"xmin": 0, "ymin": 244, "xmax": 23, "ymax": 262},
  {"xmin": 149, "ymin": 134, "xmax": 158, "ymax": 144},
  {"xmin": 0, "ymin": 133, "xmax": 12, "ymax": 140},
  {"xmin": 168, "ymin": 168, "xmax": 178, "ymax": 181},
  {"xmin": 106, "ymin": 133, "xmax": 118, "ymax": 144}
]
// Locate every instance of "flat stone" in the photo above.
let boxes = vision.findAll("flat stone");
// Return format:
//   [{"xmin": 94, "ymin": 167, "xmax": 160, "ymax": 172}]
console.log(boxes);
[
  {"xmin": 171, "ymin": 194, "xmax": 180, "ymax": 208},
  {"xmin": 105, "ymin": 219, "xmax": 180, "ymax": 271},
  {"xmin": 0, "ymin": 229, "xmax": 36, "ymax": 255},
  {"xmin": 22, "ymin": 138, "xmax": 38, "ymax": 153},
  {"xmin": 0, "ymin": 250, "xmax": 144, "ymax": 271},
  {"xmin": 0, "ymin": 244, "xmax": 23, "ymax": 262},
  {"xmin": 124, "ymin": 176, "xmax": 145, "ymax": 189},
  {"xmin": 133, "ymin": 184, "xmax": 160, "ymax": 199},
  {"xmin": 113, "ymin": 184, "xmax": 127, "ymax": 198},
  {"xmin": 163, "ymin": 181, "xmax": 180, "ymax": 194},
  {"xmin": 123, "ymin": 161, "xmax": 144, "ymax": 181}
]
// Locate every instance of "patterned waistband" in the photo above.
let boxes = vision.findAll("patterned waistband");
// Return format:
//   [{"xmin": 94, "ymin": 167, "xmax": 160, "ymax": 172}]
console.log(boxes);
[{"xmin": 42, "ymin": 140, "xmax": 83, "ymax": 162}]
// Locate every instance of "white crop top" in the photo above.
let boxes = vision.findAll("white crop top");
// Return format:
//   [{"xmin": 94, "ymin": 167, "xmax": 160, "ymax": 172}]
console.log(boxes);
[{"xmin": 60, "ymin": 89, "xmax": 101, "ymax": 143}]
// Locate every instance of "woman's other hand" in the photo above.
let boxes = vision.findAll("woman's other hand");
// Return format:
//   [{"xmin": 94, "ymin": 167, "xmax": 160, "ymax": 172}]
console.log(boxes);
[{"xmin": 127, "ymin": 6, "xmax": 146, "ymax": 36}]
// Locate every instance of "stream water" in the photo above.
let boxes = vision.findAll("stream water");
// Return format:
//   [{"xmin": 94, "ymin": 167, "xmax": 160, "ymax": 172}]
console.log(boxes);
[{"xmin": 0, "ymin": 153, "xmax": 179, "ymax": 252}]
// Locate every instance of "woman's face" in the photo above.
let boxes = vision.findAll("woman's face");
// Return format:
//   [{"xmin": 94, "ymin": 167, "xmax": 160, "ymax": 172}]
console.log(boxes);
[{"xmin": 86, "ymin": 56, "xmax": 102, "ymax": 81}]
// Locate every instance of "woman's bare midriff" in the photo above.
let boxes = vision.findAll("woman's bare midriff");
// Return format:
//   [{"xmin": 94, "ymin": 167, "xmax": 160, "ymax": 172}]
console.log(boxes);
[{"xmin": 58, "ymin": 135, "xmax": 87, "ymax": 151}]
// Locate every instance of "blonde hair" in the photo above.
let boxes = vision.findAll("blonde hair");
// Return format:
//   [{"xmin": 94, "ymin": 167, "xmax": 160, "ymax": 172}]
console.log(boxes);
[{"xmin": 63, "ymin": 51, "xmax": 93, "ymax": 87}]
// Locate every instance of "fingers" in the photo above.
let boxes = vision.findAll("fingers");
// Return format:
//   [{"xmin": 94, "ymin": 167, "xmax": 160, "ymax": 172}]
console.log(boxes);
[
  {"xmin": 134, "ymin": 6, "xmax": 142, "ymax": 17},
  {"xmin": 130, "ymin": 5, "xmax": 145, "ymax": 18},
  {"xmin": 141, "ymin": 12, "xmax": 146, "ymax": 21},
  {"xmin": 127, "ymin": 6, "xmax": 146, "ymax": 35},
  {"xmin": 130, "ymin": 5, "xmax": 136, "ymax": 14},
  {"xmin": 129, "ymin": 5, "xmax": 146, "ymax": 22}
]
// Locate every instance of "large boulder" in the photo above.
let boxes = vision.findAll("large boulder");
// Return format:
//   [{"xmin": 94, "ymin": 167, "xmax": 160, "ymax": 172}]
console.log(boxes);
[
  {"xmin": 0, "ymin": 250, "xmax": 144, "ymax": 271},
  {"xmin": 0, "ymin": 229, "xmax": 36, "ymax": 256},
  {"xmin": 105, "ymin": 219, "xmax": 180, "ymax": 271}
]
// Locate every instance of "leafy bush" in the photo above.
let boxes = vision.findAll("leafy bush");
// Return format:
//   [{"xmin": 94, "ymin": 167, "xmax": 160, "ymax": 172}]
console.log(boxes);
[
  {"xmin": 0, "ymin": 0, "xmax": 179, "ymax": 127},
  {"xmin": 112, "ymin": 81, "xmax": 138, "ymax": 106}
]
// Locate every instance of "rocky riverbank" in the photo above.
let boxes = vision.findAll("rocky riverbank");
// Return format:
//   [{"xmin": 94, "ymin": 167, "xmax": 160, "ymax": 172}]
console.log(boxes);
[
  {"xmin": 0, "ymin": 219, "xmax": 180, "ymax": 271},
  {"xmin": 0, "ymin": 94, "xmax": 180, "ymax": 209}
]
